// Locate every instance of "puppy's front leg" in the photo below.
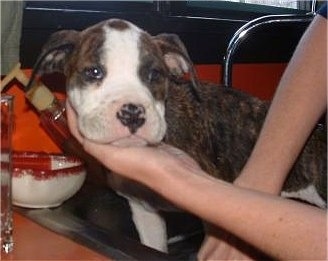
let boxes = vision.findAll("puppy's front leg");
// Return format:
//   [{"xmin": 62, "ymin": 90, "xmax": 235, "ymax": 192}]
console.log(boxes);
[{"xmin": 128, "ymin": 199, "xmax": 168, "ymax": 252}]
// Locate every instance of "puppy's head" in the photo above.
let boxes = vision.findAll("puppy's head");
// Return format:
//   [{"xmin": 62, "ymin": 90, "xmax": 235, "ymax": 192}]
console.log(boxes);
[{"xmin": 31, "ymin": 19, "xmax": 199, "ymax": 146}]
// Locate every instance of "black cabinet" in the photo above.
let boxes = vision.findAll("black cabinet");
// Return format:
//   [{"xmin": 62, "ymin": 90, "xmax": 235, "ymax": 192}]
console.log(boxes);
[{"xmin": 20, "ymin": 1, "xmax": 309, "ymax": 68}]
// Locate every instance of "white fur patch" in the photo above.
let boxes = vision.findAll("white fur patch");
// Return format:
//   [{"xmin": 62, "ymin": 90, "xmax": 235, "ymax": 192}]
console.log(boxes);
[
  {"xmin": 281, "ymin": 184, "xmax": 326, "ymax": 208},
  {"xmin": 126, "ymin": 197, "xmax": 168, "ymax": 252}
]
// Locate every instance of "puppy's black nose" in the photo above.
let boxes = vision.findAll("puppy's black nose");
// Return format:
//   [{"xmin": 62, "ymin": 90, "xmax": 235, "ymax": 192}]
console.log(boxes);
[{"xmin": 116, "ymin": 103, "xmax": 146, "ymax": 134}]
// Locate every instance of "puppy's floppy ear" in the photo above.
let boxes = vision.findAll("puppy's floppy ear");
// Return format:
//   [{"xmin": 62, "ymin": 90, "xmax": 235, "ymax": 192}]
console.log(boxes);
[
  {"xmin": 152, "ymin": 33, "xmax": 201, "ymax": 102},
  {"xmin": 26, "ymin": 30, "xmax": 80, "ymax": 91}
]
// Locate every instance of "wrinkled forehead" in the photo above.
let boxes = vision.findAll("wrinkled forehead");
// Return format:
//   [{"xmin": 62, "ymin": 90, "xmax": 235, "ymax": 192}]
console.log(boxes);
[
  {"xmin": 74, "ymin": 19, "xmax": 152, "ymax": 70},
  {"xmin": 103, "ymin": 19, "xmax": 143, "ymax": 51},
  {"xmin": 103, "ymin": 20, "xmax": 143, "ymax": 75}
]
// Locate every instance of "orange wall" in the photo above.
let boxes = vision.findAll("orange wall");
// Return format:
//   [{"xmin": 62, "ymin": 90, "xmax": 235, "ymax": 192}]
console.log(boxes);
[
  {"xmin": 195, "ymin": 63, "xmax": 286, "ymax": 100},
  {"xmin": 231, "ymin": 63, "xmax": 286, "ymax": 100},
  {"xmin": 4, "ymin": 63, "xmax": 286, "ymax": 153}
]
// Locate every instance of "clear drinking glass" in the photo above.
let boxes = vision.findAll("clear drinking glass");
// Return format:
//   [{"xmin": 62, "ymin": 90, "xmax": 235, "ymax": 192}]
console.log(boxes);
[{"xmin": 1, "ymin": 95, "xmax": 14, "ymax": 254}]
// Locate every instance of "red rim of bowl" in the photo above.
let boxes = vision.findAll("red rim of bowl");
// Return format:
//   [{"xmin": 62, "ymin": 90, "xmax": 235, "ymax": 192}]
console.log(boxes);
[{"xmin": 12, "ymin": 151, "xmax": 85, "ymax": 180}]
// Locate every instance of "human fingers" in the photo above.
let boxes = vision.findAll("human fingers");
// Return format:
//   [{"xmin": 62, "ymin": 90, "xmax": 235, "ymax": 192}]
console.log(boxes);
[
  {"xmin": 197, "ymin": 235, "xmax": 220, "ymax": 260},
  {"xmin": 198, "ymin": 236, "xmax": 255, "ymax": 261},
  {"xmin": 82, "ymin": 142, "xmax": 192, "ymax": 172},
  {"xmin": 197, "ymin": 233, "xmax": 230, "ymax": 261},
  {"xmin": 217, "ymin": 234, "xmax": 257, "ymax": 261},
  {"xmin": 82, "ymin": 141, "xmax": 152, "ymax": 175},
  {"xmin": 157, "ymin": 144, "xmax": 202, "ymax": 171},
  {"xmin": 77, "ymin": 141, "xmax": 203, "ymax": 186}
]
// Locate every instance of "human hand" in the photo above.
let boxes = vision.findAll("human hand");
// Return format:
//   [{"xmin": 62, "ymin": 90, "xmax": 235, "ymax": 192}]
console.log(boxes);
[
  {"xmin": 198, "ymin": 234, "xmax": 253, "ymax": 261},
  {"xmin": 65, "ymin": 100, "xmax": 203, "ymax": 185},
  {"xmin": 197, "ymin": 225, "xmax": 265, "ymax": 261}
]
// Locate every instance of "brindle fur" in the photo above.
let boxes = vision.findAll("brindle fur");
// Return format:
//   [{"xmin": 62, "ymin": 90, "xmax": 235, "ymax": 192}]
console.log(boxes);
[{"xmin": 165, "ymin": 80, "xmax": 327, "ymax": 201}]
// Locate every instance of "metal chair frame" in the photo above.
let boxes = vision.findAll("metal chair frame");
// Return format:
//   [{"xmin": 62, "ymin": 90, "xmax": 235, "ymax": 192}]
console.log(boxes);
[{"xmin": 222, "ymin": 0, "xmax": 317, "ymax": 87}]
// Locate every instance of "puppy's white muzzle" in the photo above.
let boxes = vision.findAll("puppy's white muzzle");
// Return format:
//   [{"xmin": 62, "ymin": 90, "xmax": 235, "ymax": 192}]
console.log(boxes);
[{"xmin": 75, "ymin": 92, "xmax": 166, "ymax": 147}]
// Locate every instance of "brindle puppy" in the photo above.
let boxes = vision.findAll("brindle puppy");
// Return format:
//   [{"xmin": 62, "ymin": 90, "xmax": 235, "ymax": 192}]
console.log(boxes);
[{"xmin": 28, "ymin": 19, "xmax": 326, "ymax": 252}]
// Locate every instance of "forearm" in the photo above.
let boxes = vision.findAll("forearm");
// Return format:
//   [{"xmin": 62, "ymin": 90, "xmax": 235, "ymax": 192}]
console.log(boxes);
[
  {"xmin": 235, "ymin": 15, "xmax": 327, "ymax": 193},
  {"xmin": 149, "ymin": 165, "xmax": 327, "ymax": 260}
]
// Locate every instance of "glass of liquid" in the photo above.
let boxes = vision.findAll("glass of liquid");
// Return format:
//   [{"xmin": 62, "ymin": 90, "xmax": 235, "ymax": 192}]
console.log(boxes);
[{"xmin": 1, "ymin": 95, "xmax": 14, "ymax": 254}]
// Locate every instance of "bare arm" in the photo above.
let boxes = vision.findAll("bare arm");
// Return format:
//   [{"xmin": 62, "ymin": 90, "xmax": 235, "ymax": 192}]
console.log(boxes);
[
  {"xmin": 235, "ymin": 14, "xmax": 327, "ymax": 193},
  {"xmin": 154, "ymin": 162, "xmax": 327, "ymax": 260},
  {"xmin": 198, "ymin": 13, "xmax": 327, "ymax": 261},
  {"xmin": 69, "ymin": 135, "xmax": 327, "ymax": 260}
]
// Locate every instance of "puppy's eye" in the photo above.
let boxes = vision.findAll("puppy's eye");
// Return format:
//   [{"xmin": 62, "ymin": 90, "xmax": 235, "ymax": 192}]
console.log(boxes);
[
  {"xmin": 83, "ymin": 66, "xmax": 104, "ymax": 81},
  {"xmin": 148, "ymin": 68, "xmax": 163, "ymax": 83}
]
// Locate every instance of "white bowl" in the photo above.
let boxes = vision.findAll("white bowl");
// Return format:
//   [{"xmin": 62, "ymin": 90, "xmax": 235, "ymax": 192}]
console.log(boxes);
[{"xmin": 12, "ymin": 151, "xmax": 86, "ymax": 208}]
